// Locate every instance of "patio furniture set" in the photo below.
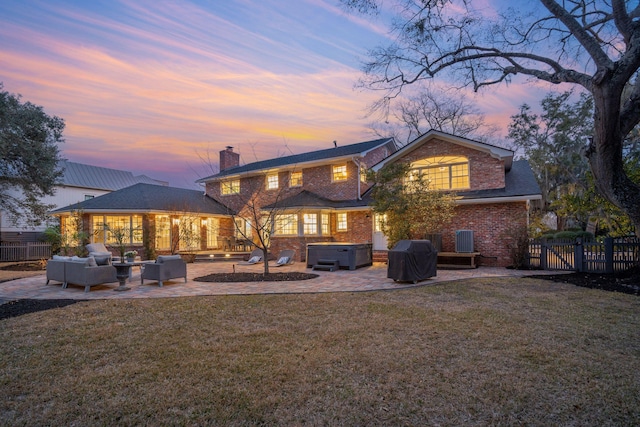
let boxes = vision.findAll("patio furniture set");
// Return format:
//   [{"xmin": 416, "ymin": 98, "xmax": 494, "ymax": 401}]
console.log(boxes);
[
  {"xmin": 45, "ymin": 244, "xmax": 296, "ymax": 293},
  {"xmin": 46, "ymin": 243, "xmax": 187, "ymax": 292}
]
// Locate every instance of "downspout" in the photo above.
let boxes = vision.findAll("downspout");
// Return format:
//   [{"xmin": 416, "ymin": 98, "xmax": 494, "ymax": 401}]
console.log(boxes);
[{"xmin": 352, "ymin": 156, "xmax": 363, "ymax": 201}]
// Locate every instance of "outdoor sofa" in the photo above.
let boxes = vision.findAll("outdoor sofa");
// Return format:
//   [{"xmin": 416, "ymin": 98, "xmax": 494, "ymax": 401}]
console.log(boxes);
[
  {"xmin": 46, "ymin": 255, "xmax": 117, "ymax": 292},
  {"xmin": 140, "ymin": 255, "xmax": 187, "ymax": 287}
]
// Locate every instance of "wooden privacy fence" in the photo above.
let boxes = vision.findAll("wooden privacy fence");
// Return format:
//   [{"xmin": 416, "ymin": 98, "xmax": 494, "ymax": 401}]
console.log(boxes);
[
  {"xmin": 527, "ymin": 237, "xmax": 640, "ymax": 273},
  {"xmin": 0, "ymin": 242, "xmax": 52, "ymax": 262}
]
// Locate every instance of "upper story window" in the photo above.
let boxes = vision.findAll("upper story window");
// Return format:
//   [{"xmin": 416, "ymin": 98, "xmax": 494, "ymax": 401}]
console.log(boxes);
[
  {"xmin": 84, "ymin": 195, "xmax": 95, "ymax": 200},
  {"xmin": 360, "ymin": 166, "xmax": 367, "ymax": 183},
  {"xmin": 290, "ymin": 171, "xmax": 302, "ymax": 187},
  {"xmin": 409, "ymin": 156, "xmax": 470, "ymax": 190},
  {"xmin": 332, "ymin": 165, "xmax": 347, "ymax": 182},
  {"xmin": 266, "ymin": 173, "xmax": 279, "ymax": 190},
  {"xmin": 221, "ymin": 179, "xmax": 240, "ymax": 195}
]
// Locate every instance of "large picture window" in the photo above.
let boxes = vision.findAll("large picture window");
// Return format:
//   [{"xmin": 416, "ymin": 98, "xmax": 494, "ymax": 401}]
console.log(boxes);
[
  {"xmin": 409, "ymin": 156, "xmax": 469, "ymax": 190},
  {"xmin": 93, "ymin": 215, "xmax": 143, "ymax": 245}
]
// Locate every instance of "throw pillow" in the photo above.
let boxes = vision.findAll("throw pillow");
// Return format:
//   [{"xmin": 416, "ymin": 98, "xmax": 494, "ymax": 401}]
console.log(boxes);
[
  {"xmin": 87, "ymin": 256, "xmax": 98, "ymax": 267},
  {"xmin": 91, "ymin": 254, "xmax": 111, "ymax": 265}
]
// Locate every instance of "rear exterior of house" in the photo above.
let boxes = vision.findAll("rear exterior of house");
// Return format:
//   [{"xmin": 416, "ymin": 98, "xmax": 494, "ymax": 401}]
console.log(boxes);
[
  {"xmin": 49, "ymin": 132, "xmax": 540, "ymax": 267},
  {"xmin": 198, "ymin": 132, "xmax": 541, "ymax": 267}
]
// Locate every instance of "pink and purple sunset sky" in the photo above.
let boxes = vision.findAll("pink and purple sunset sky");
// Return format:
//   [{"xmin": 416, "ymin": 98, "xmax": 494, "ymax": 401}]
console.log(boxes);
[{"xmin": 1, "ymin": 0, "xmax": 562, "ymax": 188}]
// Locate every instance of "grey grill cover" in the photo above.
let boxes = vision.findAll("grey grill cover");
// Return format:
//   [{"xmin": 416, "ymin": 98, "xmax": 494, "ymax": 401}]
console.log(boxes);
[{"xmin": 387, "ymin": 240, "xmax": 437, "ymax": 282}]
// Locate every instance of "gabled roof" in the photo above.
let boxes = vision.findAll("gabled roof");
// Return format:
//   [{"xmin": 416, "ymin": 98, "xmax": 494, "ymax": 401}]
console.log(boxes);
[
  {"xmin": 60, "ymin": 160, "xmax": 167, "ymax": 191},
  {"xmin": 372, "ymin": 130, "xmax": 514, "ymax": 172},
  {"xmin": 197, "ymin": 138, "xmax": 396, "ymax": 182},
  {"xmin": 50, "ymin": 183, "xmax": 233, "ymax": 215}
]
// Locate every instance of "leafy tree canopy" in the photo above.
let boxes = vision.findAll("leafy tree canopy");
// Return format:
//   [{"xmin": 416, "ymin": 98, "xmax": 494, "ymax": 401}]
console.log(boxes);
[{"xmin": 0, "ymin": 83, "xmax": 65, "ymax": 226}]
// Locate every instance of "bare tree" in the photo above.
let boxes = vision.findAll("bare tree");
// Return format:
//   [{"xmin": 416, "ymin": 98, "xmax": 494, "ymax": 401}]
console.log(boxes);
[
  {"xmin": 369, "ymin": 87, "xmax": 498, "ymax": 145},
  {"xmin": 343, "ymin": 0, "xmax": 640, "ymax": 234}
]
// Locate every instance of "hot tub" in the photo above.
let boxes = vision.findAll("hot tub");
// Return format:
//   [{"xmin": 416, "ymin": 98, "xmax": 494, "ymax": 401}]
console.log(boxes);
[{"xmin": 306, "ymin": 242, "xmax": 373, "ymax": 270}]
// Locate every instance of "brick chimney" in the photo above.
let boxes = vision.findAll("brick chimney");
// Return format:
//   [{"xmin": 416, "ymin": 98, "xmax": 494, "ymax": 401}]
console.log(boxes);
[{"xmin": 219, "ymin": 146, "xmax": 239, "ymax": 171}]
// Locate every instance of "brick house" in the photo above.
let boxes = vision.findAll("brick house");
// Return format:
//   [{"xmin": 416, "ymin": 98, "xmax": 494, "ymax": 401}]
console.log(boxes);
[
  {"xmin": 198, "ymin": 131, "xmax": 541, "ymax": 267},
  {"xmin": 52, "ymin": 132, "xmax": 540, "ymax": 266},
  {"xmin": 196, "ymin": 138, "xmax": 399, "ymax": 261}
]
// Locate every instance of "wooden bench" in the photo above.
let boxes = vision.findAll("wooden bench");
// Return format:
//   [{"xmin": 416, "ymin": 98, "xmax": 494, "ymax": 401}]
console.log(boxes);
[{"xmin": 437, "ymin": 252, "xmax": 481, "ymax": 269}]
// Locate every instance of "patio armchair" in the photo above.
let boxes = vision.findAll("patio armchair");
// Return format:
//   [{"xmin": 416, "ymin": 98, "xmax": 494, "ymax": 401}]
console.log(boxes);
[
  {"xmin": 140, "ymin": 255, "xmax": 187, "ymax": 287},
  {"xmin": 46, "ymin": 256, "xmax": 68, "ymax": 286}
]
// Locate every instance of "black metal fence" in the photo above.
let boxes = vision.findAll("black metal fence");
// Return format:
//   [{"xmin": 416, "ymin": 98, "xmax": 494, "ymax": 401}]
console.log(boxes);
[
  {"xmin": 0, "ymin": 242, "xmax": 52, "ymax": 262},
  {"xmin": 527, "ymin": 237, "xmax": 640, "ymax": 273}
]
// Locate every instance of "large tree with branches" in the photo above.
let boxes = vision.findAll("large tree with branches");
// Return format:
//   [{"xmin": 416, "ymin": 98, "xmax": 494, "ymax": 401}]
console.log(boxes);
[{"xmin": 342, "ymin": 0, "xmax": 640, "ymax": 234}]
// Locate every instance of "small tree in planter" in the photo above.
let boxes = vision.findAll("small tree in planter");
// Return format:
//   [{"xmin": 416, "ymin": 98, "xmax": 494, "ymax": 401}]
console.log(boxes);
[{"xmin": 106, "ymin": 225, "xmax": 131, "ymax": 262}]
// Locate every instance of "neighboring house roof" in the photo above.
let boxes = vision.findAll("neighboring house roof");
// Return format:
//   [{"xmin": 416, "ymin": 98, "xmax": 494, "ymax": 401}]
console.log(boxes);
[
  {"xmin": 197, "ymin": 138, "xmax": 396, "ymax": 181},
  {"xmin": 59, "ymin": 160, "xmax": 167, "ymax": 191},
  {"xmin": 372, "ymin": 130, "xmax": 514, "ymax": 172},
  {"xmin": 50, "ymin": 183, "xmax": 233, "ymax": 215}
]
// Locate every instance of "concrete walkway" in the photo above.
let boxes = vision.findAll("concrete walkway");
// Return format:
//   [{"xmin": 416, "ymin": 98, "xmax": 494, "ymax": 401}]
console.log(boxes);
[{"xmin": 0, "ymin": 261, "xmax": 559, "ymax": 302}]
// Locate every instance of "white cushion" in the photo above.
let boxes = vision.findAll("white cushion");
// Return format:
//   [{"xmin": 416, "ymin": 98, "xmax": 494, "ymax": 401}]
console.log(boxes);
[
  {"xmin": 52, "ymin": 255, "xmax": 72, "ymax": 261},
  {"xmin": 277, "ymin": 256, "xmax": 289, "ymax": 265},
  {"xmin": 248, "ymin": 256, "xmax": 261, "ymax": 263}
]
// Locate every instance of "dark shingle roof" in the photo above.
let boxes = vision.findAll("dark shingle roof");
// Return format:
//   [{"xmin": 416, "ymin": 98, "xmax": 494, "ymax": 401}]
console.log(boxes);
[
  {"xmin": 197, "ymin": 138, "xmax": 395, "ymax": 181},
  {"xmin": 51, "ymin": 183, "xmax": 233, "ymax": 215},
  {"xmin": 60, "ymin": 160, "xmax": 166, "ymax": 190},
  {"xmin": 456, "ymin": 160, "xmax": 541, "ymax": 199},
  {"xmin": 262, "ymin": 190, "xmax": 371, "ymax": 210}
]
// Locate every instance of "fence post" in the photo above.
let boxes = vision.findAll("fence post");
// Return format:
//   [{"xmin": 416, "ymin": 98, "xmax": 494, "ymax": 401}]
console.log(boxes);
[
  {"xmin": 540, "ymin": 239, "xmax": 548, "ymax": 270},
  {"xmin": 575, "ymin": 238, "xmax": 584, "ymax": 272},
  {"xmin": 605, "ymin": 237, "xmax": 614, "ymax": 274}
]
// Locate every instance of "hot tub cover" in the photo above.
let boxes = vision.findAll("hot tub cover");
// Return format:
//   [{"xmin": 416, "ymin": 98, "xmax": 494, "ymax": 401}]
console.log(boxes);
[{"xmin": 387, "ymin": 240, "xmax": 437, "ymax": 282}]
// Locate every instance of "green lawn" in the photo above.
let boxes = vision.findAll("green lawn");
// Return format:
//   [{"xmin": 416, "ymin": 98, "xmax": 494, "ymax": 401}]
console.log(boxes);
[{"xmin": 2, "ymin": 277, "xmax": 639, "ymax": 426}]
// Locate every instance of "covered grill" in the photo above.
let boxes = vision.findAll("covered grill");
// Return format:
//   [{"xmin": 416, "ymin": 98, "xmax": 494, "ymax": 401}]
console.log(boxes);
[{"xmin": 387, "ymin": 240, "xmax": 437, "ymax": 283}]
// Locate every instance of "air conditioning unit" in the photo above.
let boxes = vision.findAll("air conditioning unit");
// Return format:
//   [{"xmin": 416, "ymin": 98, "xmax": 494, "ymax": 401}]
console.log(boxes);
[{"xmin": 455, "ymin": 230, "xmax": 474, "ymax": 253}]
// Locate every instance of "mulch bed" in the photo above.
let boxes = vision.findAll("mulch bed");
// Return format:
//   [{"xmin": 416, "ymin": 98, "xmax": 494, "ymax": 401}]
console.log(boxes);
[
  {"xmin": 528, "ymin": 266, "xmax": 640, "ymax": 296},
  {"xmin": 0, "ymin": 299, "xmax": 81, "ymax": 320}
]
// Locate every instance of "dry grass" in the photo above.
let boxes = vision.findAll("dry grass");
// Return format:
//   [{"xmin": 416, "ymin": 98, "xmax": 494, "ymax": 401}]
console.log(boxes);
[{"xmin": 1, "ymin": 277, "xmax": 639, "ymax": 426}]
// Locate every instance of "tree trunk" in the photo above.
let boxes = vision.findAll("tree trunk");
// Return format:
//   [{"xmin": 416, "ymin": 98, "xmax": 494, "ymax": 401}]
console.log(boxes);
[{"xmin": 588, "ymin": 84, "xmax": 640, "ymax": 236}]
